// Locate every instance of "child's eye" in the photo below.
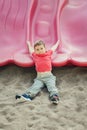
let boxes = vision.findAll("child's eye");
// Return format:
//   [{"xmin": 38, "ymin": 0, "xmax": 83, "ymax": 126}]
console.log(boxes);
[
  {"xmin": 41, "ymin": 48, "xmax": 43, "ymax": 50},
  {"xmin": 36, "ymin": 49, "xmax": 39, "ymax": 51}
]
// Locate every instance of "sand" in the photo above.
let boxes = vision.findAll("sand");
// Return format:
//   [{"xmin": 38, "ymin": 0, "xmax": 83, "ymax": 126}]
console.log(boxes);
[{"xmin": 0, "ymin": 65, "xmax": 87, "ymax": 130}]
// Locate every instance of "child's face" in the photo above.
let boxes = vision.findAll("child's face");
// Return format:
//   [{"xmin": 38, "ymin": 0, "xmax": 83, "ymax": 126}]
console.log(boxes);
[{"xmin": 34, "ymin": 45, "xmax": 46, "ymax": 54}]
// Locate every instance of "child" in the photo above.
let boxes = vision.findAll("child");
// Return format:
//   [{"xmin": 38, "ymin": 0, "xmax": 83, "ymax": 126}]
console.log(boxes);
[{"xmin": 16, "ymin": 40, "xmax": 60, "ymax": 104}]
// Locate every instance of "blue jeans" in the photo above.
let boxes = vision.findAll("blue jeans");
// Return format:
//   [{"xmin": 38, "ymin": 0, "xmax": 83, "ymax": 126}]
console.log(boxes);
[{"xmin": 26, "ymin": 73, "xmax": 58, "ymax": 98}]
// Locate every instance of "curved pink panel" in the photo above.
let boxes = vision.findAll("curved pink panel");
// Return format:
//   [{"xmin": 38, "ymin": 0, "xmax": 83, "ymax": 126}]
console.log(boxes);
[
  {"xmin": 0, "ymin": 0, "xmax": 87, "ymax": 67},
  {"xmin": 0, "ymin": 0, "xmax": 34, "ymax": 67},
  {"xmin": 60, "ymin": 0, "xmax": 87, "ymax": 66},
  {"xmin": 28, "ymin": 0, "xmax": 69, "ymax": 66}
]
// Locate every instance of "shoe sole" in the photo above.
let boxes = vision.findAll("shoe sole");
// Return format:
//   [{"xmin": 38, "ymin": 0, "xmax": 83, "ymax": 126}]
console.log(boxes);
[
  {"xmin": 21, "ymin": 95, "xmax": 31, "ymax": 101},
  {"xmin": 51, "ymin": 100, "xmax": 59, "ymax": 105},
  {"xmin": 16, "ymin": 95, "xmax": 31, "ymax": 102}
]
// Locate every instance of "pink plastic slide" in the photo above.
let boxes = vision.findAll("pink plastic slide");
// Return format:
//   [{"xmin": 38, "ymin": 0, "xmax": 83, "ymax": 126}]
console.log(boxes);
[{"xmin": 0, "ymin": 0, "xmax": 87, "ymax": 67}]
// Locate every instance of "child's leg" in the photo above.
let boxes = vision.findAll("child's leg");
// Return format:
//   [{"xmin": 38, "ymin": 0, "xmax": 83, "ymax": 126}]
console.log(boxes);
[
  {"xmin": 26, "ymin": 78, "xmax": 44, "ymax": 98},
  {"xmin": 16, "ymin": 78, "xmax": 44, "ymax": 100},
  {"xmin": 44, "ymin": 75, "xmax": 59, "ymax": 104},
  {"xmin": 45, "ymin": 75, "xmax": 58, "ymax": 97}
]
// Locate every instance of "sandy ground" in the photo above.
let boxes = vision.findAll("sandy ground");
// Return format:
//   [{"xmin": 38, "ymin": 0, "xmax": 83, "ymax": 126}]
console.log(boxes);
[{"xmin": 0, "ymin": 65, "xmax": 87, "ymax": 130}]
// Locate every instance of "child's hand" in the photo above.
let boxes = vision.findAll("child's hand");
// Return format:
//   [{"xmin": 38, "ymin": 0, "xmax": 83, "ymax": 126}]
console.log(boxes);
[
  {"xmin": 26, "ymin": 41, "xmax": 34, "ymax": 53},
  {"xmin": 26, "ymin": 41, "xmax": 30, "ymax": 46},
  {"xmin": 57, "ymin": 40, "xmax": 60, "ymax": 44},
  {"xmin": 51, "ymin": 40, "xmax": 60, "ymax": 51}
]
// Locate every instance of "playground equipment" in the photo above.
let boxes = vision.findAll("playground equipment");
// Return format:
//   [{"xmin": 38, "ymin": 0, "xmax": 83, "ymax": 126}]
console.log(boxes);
[{"xmin": 0, "ymin": 0, "xmax": 87, "ymax": 67}]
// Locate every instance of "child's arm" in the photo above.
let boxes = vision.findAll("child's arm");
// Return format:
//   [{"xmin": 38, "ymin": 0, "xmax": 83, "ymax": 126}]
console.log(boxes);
[
  {"xmin": 51, "ymin": 40, "xmax": 60, "ymax": 52},
  {"xmin": 27, "ymin": 41, "xmax": 34, "ymax": 54}
]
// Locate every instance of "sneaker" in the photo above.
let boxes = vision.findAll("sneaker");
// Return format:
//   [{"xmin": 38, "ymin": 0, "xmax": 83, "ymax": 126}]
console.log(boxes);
[
  {"xmin": 15, "ymin": 94, "xmax": 31, "ymax": 101},
  {"xmin": 15, "ymin": 94, "xmax": 21, "ymax": 99},
  {"xmin": 50, "ymin": 94, "xmax": 59, "ymax": 105},
  {"xmin": 21, "ymin": 94, "xmax": 31, "ymax": 101}
]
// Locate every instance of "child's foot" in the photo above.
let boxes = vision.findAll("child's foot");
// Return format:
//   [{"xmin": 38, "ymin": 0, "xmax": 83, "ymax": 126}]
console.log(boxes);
[
  {"xmin": 15, "ymin": 95, "xmax": 21, "ymax": 99},
  {"xmin": 15, "ymin": 94, "xmax": 31, "ymax": 102},
  {"xmin": 50, "ymin": 94, "xmax": 59, "ymax": 105}
]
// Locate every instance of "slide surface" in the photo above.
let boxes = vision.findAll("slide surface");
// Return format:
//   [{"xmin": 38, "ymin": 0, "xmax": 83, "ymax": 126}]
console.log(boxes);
[{"xmin": 0, "ymin": 0, "xmax": 87, "ymax": 67}]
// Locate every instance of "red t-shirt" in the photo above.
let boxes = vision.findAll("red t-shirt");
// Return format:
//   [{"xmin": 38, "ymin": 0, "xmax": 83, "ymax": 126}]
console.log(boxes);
[{"xmin": 32, "ymin": 50, "xmax": 53, "ymax": 72}]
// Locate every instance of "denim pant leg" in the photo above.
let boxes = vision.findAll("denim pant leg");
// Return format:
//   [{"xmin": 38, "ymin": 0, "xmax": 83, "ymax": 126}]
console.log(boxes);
[
  {"xmin": 44, "ymin": 75, "xmax": 58, "ymax": 97},
  {"xmin": 26, "ymin": 78, "xmax": 44, "ymax": 98}
]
